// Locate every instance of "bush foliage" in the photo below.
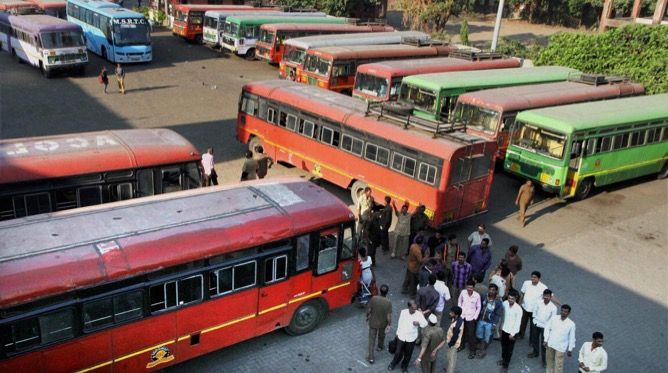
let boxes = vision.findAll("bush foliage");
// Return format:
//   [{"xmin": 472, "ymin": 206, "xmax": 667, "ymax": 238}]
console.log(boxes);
[{"xmin": 535, "ymin": 25, "xmax": 668, "ymax": 94}]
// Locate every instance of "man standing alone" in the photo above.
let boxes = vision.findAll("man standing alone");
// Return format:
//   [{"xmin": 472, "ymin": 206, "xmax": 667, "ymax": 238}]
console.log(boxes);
[
  {"xmin": 115, "ymin": 63, "xmax": 125, "ymax": 94},
  {"xmin": 515, "ymin": 179, "xmax": 535, "ymax": 227},
  {"xmin": 201, "ymin": 147, "xmax": 217, "ymax": 187},
  {"xmin": 543, "ymin": 304, "xmax": 576, "ymax": 373},
  {"xmin": 366, "ymin": 284, "xmax": 392, "ymax": 364}
]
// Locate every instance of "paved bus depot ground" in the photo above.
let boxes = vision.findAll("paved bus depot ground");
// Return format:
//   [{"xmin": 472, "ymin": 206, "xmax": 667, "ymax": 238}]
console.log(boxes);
[{"xmin": 1, "ymin": 28, "xmax": 666, "ymax": 372}]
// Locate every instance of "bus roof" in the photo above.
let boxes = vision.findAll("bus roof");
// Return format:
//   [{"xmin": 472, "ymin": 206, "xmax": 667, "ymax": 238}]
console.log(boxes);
[
  {"xmin": 0, "ymin": 0, "xmax": 35, "ymax": 10},
  {"xmin": 307, "ymin": 43, "xmax": 452, "ymax": 60},
  {"xmin": 457, "ymin": 79, "xmax": 645, "ymax": 113},
  {"xmin": 244, "ymin": 80, "xmax": 485, "ymax": 159},
  {"xmin": 284, "ymin": 30, "xmax": 429, "ymax": 50},
  {"xmin": 260, "ymin": 23, "xmax": 393, "ymax": 33},
  {"xmin": 401, "ymin": 66, "xmax": 579, "ymax": 92},
  {"xmin": 0, "ymin": 178, "xmax": 354, "ymax": 308},
  {"xmin": 356, "ymin": 56, "xmax": 521, "ymax": 78},
  {"xmin": 26, "ymin": 0, "xmax": 65, "ymax": 9},
  {"xmin": 515, "ymin": 93, "xmax": 668, "ymax": 135},
  {"xmin": 225, "ymin": 15, "xmax": 341, "ymax": 26},
  {"xmin": 204, "ymin": 9, "xmax": 280, "ymax": 18},
  {"xmin": 174, "ymin": 4, "xmax": 256, "ymax": 12},
  {"xmin": 0, "ymin": 129, "xmax": 201, "ymax": 185},
  {"xmin": 68, "ymin": 0, "xmax": 144, "ymax": 18},
  {"xmin": 4, "ymin": 14, "xmax": 82, "ymax": 33}
]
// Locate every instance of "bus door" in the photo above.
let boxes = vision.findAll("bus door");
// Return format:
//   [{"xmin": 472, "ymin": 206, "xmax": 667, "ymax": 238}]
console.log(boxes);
[
  {"xmin": 256, "ymin": 243, "xmax": 291, "ymax": 334},
  {"xmin": 565, "ymin": 136, "xmax": 584, "ymax": 196},
  {"xmin": 452, "ymin": 151, "xmax": 492, "ymax": 219},
  {"xmin": 496, "ymin": 116, "xmax": 516, "ymax": 160}
]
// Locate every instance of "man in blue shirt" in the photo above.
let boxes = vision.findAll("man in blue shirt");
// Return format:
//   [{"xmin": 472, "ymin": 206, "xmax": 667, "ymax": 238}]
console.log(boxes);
[{"xmin": 467, "ymin": 238, "xmax": 492, "ymax": 281}]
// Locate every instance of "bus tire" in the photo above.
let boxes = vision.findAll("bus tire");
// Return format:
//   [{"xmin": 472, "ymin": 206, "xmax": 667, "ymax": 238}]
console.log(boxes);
[
  {"xmin": 350, "ymin": 180, "xmax": 367, "ymax": 207},
  {"xmin": 245, "ymin": 48, "xmax": 256, "ymax": 60},
  {"xmin": 248, "ymin": 136, "xmax": 262, "ymax": 153},
  {"xmin": 658, "ymin": 161, "xmax": 668, "ymax": 179},
  {"xmin": 194, "ymin": 34, "xmax": 203, "ymax": 44},
  {"xmin": 285, "ymin": 300, "xmax": 323, "ymax": 336},
  {"xmin": 574, "ymin": 178, "xmax": 594, "ymax": 201}
]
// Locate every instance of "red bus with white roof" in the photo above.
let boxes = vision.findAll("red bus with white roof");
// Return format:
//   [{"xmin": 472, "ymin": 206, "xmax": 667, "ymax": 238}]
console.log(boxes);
[
  {"xmin": 454, "ymin": 73, "xmax": 645, "ymax": 160},
  {"xmin": 353, "ymin": 52, "xmax": 521, "ymax": 102},
  {"xmin": 172, "ymin": 4, "xmax": 275, "ymax": 43},
  {"xmin": 300, "ymin": 42, "xmax": 454, "ymax": 94},
  {"xmin": 237, "ymin": 80, "xmax": 497, "ymax": 227},
  {"xmin": 26, "ymin": 0, "xmax": 65, "ymax": 18},
  {"xmin": 255, "ymin": 23, "xmax": 394, "ymax": 64},
  {"xmin": 0, "ymin": 0, "xmax": 36, "ymax": 12},
  {"xmin": 0, "ymin": 178, "xmax": 358, "ymax": 372},
  {"xmin": 0, "ymin": 129, "xmax": 201, "ymax": 221}
]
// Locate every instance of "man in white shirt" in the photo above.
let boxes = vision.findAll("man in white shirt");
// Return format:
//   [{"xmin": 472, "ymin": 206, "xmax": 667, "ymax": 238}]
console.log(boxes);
[
  {"xmin": 543, "ymin": 304, "xmax": 576, "ymax": 373},
  {"xmin": 578, "ymin": 332, "xmax": 607, "ymax": 372},
  {"xmin": 200, "ymin": 147, "xmax": 217, "ymax": 186},
  {"xmin": 519, "ymin": 271, "xmax": 548, "ymax": 339},
  {"xmin": 433, "ymin": 271, "xmax": 451, "ymax": 325},
  {"xmin": 467, "ymin": 223, "xmax": 492, "ymax": 249},
  {"xmin": 389, "ymin": 300, "xmax": 428, "ymax": 372},
  {"xmin": 528, "ymin": 289, "xmax": 558, "ymax": 367},
  {"xmin": 498, "ymin": 289, "xmax": 523, "ymax": 373}
]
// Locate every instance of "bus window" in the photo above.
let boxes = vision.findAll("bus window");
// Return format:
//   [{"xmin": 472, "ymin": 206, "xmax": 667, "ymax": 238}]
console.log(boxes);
[
  {"xmin": 286, "ymin": 114, "xmax": 297, "ymax": 131},
  {"xmin": 161, "ymin": 167, "xmax": 181, "ymax": 193},
  {"xmin": 78, "ymin": 186, "xmax": 102, "ymax": 207},
  {"xmin": 178, "ymin": 275, "xmax": 203, "ymax": 306},
  {"xmin": 136, "ymin": 169, "xmax": 154, "ymax": 197},
  {"xmin": 316, "ymin": 229, "xmax": 338, "ymax": 275},
  {"xmin": 113, "ymin": 290, "xmax": 144, "ymax": 322},
  {"xmin": 1, "ymin": 318, "xmax": 40, "ymax": 352},
  {"xmin": 150, "ymin": 281, "xmax": 177, "ymax": 312},
  {"xmin": 83, "ymin": 298, "xmax": 113, "ymax": 331},
  {"xmin": 185, "ymin": 162, "xmax": 201, "ymax": 190},
  {"xmin": 418, "ymin": 163, "xmax": 437, "ymax": 185},
  {"xmin": 341, "ymin": 226, "xmax": 354, "ymax": 260},
  {"xmin": 55, "ymin": 189, "xmax": 78, "ymax": 210},
  {"xmin": 0, "ymin": 197, "xmax": 14, "ymax": 220},
  {"xmin": 39, "ymin": 309, "xmax": 74, "ymax": 344},
  {"xmin": 471, "ymin": 154, "xmax": 492, "ymax": 180},
  {"xmin": 109, "ymin": 183, "xmax": 133, "ymax": 202},
  {"xmin": 585, "ymin": 138, "xmax": 597, "ymax": 156},
  {"xmin": 630, "ymin": 131, "xmax": 644, "ymax": 146},
  {"xmin": 321, "ymin": 126, "xmax": 340, "ymax": 147},
  {"xmin": 25, "ymin": 193, "xmax": 52, "ymax": 216},
  {"xmin": 234, "ymin": 261, "xmax": 257, "ymax": 290},
  {"xmin": 267, "ymin": 108, "xmax": 277, "ymax": 124},
  {"xmin": 264, "ymin": 255, "xmax": 288, "ymax": 284},
  {"xmin": 295, "ymin": 235, "xmax": 311, "ymax": 272}
]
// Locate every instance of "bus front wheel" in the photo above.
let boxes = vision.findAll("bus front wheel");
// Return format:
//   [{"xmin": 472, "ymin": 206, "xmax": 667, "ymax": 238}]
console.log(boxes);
[
  {"xmin": 245, "ymin": 48, "xmax": 256, "ymax": 60},
  {"xmin": 574, "ymin": 178, "xmax": 594, "ymax": 200},
  {"xmin": 285, "ymin": 300, "xmax": 323, "ymax": 336},
  {"xmin": 350, "ymin": 180, "xmax": 367, "ymax": 207}
]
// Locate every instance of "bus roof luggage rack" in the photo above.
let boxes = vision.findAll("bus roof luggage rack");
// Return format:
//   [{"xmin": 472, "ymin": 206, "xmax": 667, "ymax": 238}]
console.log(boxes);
[
  {"xmin": 449, "ymin": 49, "xmax": 504, "ymax": 61},
  {"xmin": 366, "ymin": 101, "xmax": 476, "ymax": 142},
  {"xmin": 570, "ymin": 72, "xmax": 629, "ymax": 85},
  {"xmin": 401, "ymin": 37, "xmax": 448, "ymax": 47},
  {"xmin": 351, "ymin": 18, "xmax": 387, "ymax": 26}
]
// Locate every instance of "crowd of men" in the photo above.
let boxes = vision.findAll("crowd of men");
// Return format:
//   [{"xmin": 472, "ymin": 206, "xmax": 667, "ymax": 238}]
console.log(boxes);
[{"xmin": 359, "ymin": 193, "xmax": 608, "ymax": 373}]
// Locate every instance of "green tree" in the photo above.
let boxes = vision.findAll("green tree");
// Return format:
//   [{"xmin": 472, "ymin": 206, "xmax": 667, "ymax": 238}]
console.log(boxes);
[
  {"xmin": 276, "ymin": 0, "xmax": 383, "ymax": 17},
  {"xmin": 459, "ymin": 19, "xmax": 469, "ymax": 45},
  {"xmin": 397, "ymin": 0, "xmax": 464, "ymax": 33}
]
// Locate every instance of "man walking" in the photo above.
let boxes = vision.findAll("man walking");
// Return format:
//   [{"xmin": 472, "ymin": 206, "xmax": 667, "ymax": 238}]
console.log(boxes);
[
  {"xmin": 389, "ymin": 300, "xmax": 427, "ymax": 372},
  {"xmin": 391, "ymin": 201, "xmax": 411, "ymax": 259},
  {"xmin": 457, "ymin": 279, "xmax": 481, "ymax": 359},
  {"xmin": 528, "ymin": 289, "xmax": 557, "ymax": 367},
  {"xmin": 498, "ymin": 289, "xmax": 523, "ymax": 373},
  {"xmin": 519, "ymin": 271, "xmax": 548, "ymax": 339},
  {"xmin": 450, "ymin": 251, "xmax": 472, "ymax": 303},
  {"xmin": 414, "ymin": 314, "xmax": 444, "ymax": 373},
  {"xmin": 467, "ymin": 223, "xmax": 492, "ymax": 249},
  {"xmin": 467, "ymin": 238, "xmax": 492, "ymax": 281},
  {"xmin": 443, "ymin": 306, "xmax": 464, "ymax": 373},
  {"xmin": 402, "ymin": 235, "xmax": 423, "ymax": 298},
  {"xmin": 578, "ymin": 332, "xmax": 607, "ymax": 372},
  {"xmin": 474, "ymin": 283, "xmax": 503, "ymax": 359},
  {"xmin": 543, "ymin": 304, "xmax": 576, "ymax": 373},
  {"xmin": 380, "ymin": 196, "xmax": 393, "ymax": 254},
  {"xmin": 254, "ymin": 145, "xmax": 273, "ymax": 179},
  {"xmin": 515, "ymin": 179, "xmax": 535, "ymax": 227},
  {"xmin": 115, "ymin": 63, "xmax": 125, "ymax": 94},
  {"xmin": 200, "ymin": 147, "xmax": 217, "ymax": 187},
  {"xmin": 366, "ymin": 284, "xmax": 392, "ymax": 364}
]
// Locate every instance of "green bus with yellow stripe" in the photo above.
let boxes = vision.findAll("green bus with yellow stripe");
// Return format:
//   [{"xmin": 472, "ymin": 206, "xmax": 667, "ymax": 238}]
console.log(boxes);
[{"xmin": 504, "ymin": 94, "xmax": 668, "ymax": 200}]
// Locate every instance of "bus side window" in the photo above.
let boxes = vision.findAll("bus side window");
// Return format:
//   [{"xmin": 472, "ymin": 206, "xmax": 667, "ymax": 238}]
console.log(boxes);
[
  {"xmin": 185, "ymin": 162, "xmax": 201, "ymax": 190},
  {"xmin": 83, "ymin": 298, "xmax": 114, "ymax": 331},
  {"xmin": 316, "ymin": 228, "xmax": 338, "ymax": 275},
  {"xmin": 150, "ymin": 281, "xmax": 177, "ymax": 313},
  {"xmin": 113, "ymin": 290, "xmax": 144, "ymax": 322},
  {"xmin": 178, "ymin": 275, "xmax": 203, "ymax": 306},
  {"xmin": 439, "ymin": 97, "xmax": 454, "ymax": 120},
  {"xmin": 160, "ymin": 167, "xmax": 181, "ymax": 193},
  {"xmin": 0, "ymin": 318, "xmax": 41, "ymax": 353},
  {"xmin": 24, "ymin": 192, "xmax": 52, "ymax": 216},
  {"xmin": 109, "ymin": 183, "xmax": 133, "ymax": 202},
  {"xmin": 585, "ymin": 138, "xmax": 597, "ymax": 156},
  {"xmin": 264, "ymin": 255, "xmax": 288, "ymax": 284},
  {"xmin": 267, "ymin": 108, "xmax": 276, "ymax": 124},
  {"xmin": 78, "ymin": 186, "xmax": 102, "ymax": 207},
  {"xmin": 341, "ymin": 226, "xmax": 354, "ymax": 260},
  {"xmin": 0, "ymin": 197, "xmax": 15, "ymax": 221},
  {"xmin": 279, "ymin": 111, "xmax": 287, "ymax": 127},
  {"xmin": 295, "ymin": 234, "xmax": 311, "ymax": 272},
  {"xmin": 39, "ymin": 308, "xmax": 74, "ymax": 344},
  {"xmin": 136, "ymin": 168, "xmax": 154, "ymax": 197},
  {"xmin": 54, "ymin": 189, "xmax": 78, "ymax": 210}
]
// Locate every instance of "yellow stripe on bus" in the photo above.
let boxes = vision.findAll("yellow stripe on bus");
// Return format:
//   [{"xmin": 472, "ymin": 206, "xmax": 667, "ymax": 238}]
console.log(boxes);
[
  {"xmin": 248, "ymin": 132, "xmax": 419, "ymax": 209},
  {"xmin": 257, "ymin": 303, "xmax": 288, "ymax": 315},
  {"xmin": 288, "ymin": 290, "xmax": 322, "ymax": 304},
  {"xmin": 200, "ymin": 313, "xmax": 256, "ymax": 335},
  {"xmin": 328, "ymin": 282, "xmax": 351, "ymax": 292},
  {"xmin": 74, "ymin": 360, "xmax": 113, "ymax": 373},
  {"xmin": 579, "ymin": 157, "xmax": 668, "ymax": 179},
  {"xmin": 113, "ymin": 340, "xmax": 175, "ymax": 363}
]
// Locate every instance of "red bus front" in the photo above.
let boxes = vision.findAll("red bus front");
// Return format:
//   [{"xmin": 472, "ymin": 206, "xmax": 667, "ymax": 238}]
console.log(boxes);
[{"xmin": 255, "ymin": 38, "xmax": 280, "ymax": 64}]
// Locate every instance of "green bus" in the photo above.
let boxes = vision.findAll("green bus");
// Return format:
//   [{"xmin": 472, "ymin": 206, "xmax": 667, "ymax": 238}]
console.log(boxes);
[
  {"xmin": 504, "ymin": 94, "xmax": 668, "ymax": 200},
  {"xmin": 379, "ymin": 66, "xmax": 578, "ymax": 131},
  {"xmin": 221, "ymin": 15, "xmax": 346, "ymax": 58}
]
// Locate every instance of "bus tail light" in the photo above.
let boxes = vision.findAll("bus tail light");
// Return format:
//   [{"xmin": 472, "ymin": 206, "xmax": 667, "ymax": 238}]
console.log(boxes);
[{"xmin": 341, "ymin": 262, "xmax": 353, "ymax": 281}]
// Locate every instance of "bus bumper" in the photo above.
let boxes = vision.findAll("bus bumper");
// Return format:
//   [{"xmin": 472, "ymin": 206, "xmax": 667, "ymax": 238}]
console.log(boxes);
[{"xmin": 114, "ymin": 51, "xmax": 152, "ymax": 63}]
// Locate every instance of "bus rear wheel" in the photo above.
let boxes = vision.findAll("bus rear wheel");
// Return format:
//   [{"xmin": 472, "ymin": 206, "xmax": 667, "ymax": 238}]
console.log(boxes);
[
  {"xmin": 658, "ymin": 161, "xmax": 668, "ymax": 179},
  {"xmin": 285, "ymin": 300, "xmax": 323, "ymax": 336},
  {"xmin": 245, "ymin": 48, "xmax": 256, "ymax": 60},
  {"xmin": 248, "ymin": 136, "xmax": 262, "ymax": 153},
  {"xmin": 350, "ymin": 180, "xmax": 367, "ymax": 207},
  {"xmin": 574, "ymin": 178, "xmax": 594, "ymax": 200}
]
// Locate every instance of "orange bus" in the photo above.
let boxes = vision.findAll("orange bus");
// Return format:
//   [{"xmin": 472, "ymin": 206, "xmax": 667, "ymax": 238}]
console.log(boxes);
[
  {"xmin": 0, "ymin": 129, "xmax": 201, "ymax": 221},
  {"xmin": 300, "ymin": 42, "xmax": 454, "ymax": 94},
  {"xmin": 237, "ymin": 80, "xmax": 497, "ymax": 227},
  {"xmin": 0, "ymin": 178, "xmax": 358, "ymax": 372},
  {"xmin": 0, "ymin": 0, "xmax": 36, "ymax": 13},
  {"xmin": 352, "ymin": 52, "xmax": 521, "ymax": 102},
  {"xmin": 26, "ymin": 0, "xmax": 65, "ymax": 18},
  {"xmin": 172, "ymin": 4, "xmax": 275, "ymax": 43},
  {"xmin": 256, "ymin": 23, "xmax": 394, "ymax": 64}
]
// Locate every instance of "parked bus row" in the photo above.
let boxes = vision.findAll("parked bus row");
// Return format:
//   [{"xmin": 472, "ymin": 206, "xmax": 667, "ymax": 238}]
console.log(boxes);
[{"xmin": 0, "ymin": 0, "xmax": 65, "ymax": 17}]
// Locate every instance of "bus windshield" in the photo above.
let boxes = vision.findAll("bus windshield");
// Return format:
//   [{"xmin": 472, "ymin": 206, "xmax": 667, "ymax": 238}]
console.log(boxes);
[
  {"xmin": 40, "ymin": 31, "xmax": 85, "ymax": 49},
  {"xmin": 224, "ymin": 21, "xmax": 238, "ymax": 35},
  {"xmin": 176, "ymin": 10, "xmax": 187, "ymax": 23},
  {"xmin": 304, "ymin": 55, "xmax": 331, "ymax": 76},
  {"xmin": 189, "ymin": 12, "xmax": 203, "ymax": 26},
  {"xmin": 354, "ymin": 73, "xmax": 388, "ymax": 98},
  {"xmin": 258, "ymin": 29, "xmax": 274, "ymax": 44},
  {"xmin": 399, "ymin": 84, "xmax": 437, "ymax": 114},
  {"xmin": 510, "ymin": 121, "xmax": 566, "ymax": 159},
  {"xmin": 204, "ymin": 16, "xmax": 218, "ymax": 29},
  {"xmin": 283, "ymin": 46, "xmax": 305, "ymax": 64},
  {"xmin": 456, "ymin": 103, "xmax": 500, "ymax": 135},
  {"xmin": 113, "ymin": 23, "xmax": 150, "ymax": 46}
]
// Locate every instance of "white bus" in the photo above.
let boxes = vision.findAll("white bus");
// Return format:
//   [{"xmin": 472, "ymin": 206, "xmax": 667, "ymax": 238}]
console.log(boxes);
[
  {"xmin": 0, "ymin": 13, "xmax": 87, "ymax": 77},
  {"xmin": 202, "ymin": 10, "xmax": 282, "ymax": 48}
]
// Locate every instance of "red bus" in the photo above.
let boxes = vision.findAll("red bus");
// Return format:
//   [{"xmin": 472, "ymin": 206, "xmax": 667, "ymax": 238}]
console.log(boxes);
[
  {"xmin": 172, "ymin": 4, "xmax": 275, "ymax": 43},
  {"xmin": 26, "ymin": 0, "xmax": 65, "ymax": 18},
  {"xmin": 0, "ymin": 0, "xmax": 36, "ymax": 13},
  {"xmin": 255, "ymin": 23, "xmax": 394, "ymax": 65},
  {"xmin": 0, "ymin": 129, "xmax": 202, "ymax": 221},
  {"xmin": 237, "ymin": 80, "xmax": 497, "ymax": 227},
  {"xmin": 454, "ymin": 73, "xmax": 645, "ymax": 160},
  {"xmin": 300, "ymin": 42, "xmax": 454, "ymax": 94},
  {"xmin": 353, "ymin": 52, "xmax": 521, "ymax": 102},
  {"xmin": 0, "ymin": 178, "xmax": 358, "ymax": 372}
]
